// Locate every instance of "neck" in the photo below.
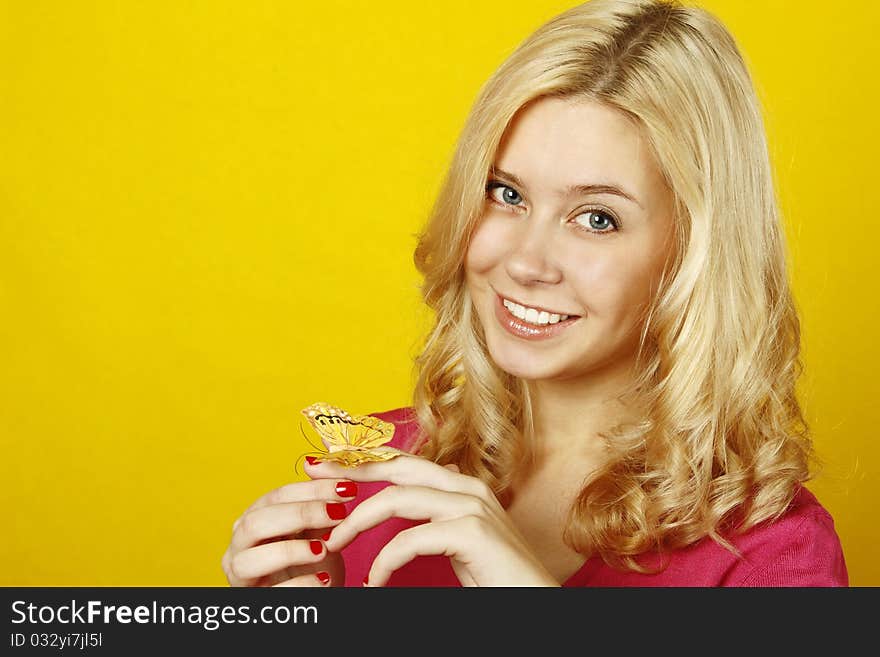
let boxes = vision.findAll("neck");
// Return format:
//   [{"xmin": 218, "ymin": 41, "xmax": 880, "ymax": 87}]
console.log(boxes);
[{"xmin": 526, "ymin": 354, "xmax": 641, "ymax": 461}]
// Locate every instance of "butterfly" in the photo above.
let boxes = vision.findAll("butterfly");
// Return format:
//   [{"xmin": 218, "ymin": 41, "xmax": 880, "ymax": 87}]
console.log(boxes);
[{"xmin": 297, "ymin": 401, "xmax": 400, "ymax": 469}]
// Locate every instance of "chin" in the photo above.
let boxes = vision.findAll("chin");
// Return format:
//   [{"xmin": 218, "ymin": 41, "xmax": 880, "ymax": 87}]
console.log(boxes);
[{"xmin": 485, "ymin": 343, "xmax": 569, "ymax": 381}]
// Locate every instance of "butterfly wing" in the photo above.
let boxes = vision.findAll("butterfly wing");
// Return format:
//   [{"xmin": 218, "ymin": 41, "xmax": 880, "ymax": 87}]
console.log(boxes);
[
  {"xmin": 300, "ymin": 402, "xmax": 397, "ymax": 468},
  {"xmin": 344, "ymin": 414, "xmax": 396, "ymax": 450},
  {"xmin": 310, "ymin": 446, "xmax": 399, "ymax": 468},
  {"xmin": 301, "ymin": 402, "xmax": 356, "ymax": 451}
]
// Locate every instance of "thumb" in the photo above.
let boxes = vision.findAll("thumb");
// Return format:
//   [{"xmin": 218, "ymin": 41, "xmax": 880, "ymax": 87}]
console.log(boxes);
[{"xmin": 443, "ymin": 463, "xmax": 461, "ymax": 473}]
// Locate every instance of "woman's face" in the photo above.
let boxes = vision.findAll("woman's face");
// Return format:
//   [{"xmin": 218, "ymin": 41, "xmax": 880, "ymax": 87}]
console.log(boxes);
[{"xmin": 465, "ymin": 97, "xmax": 675, "ymax": 382}]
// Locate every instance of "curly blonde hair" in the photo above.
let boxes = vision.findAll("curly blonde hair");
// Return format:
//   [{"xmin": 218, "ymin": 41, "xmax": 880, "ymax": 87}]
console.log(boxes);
[{"xmin": 410, "ymin": 0, "xmax": 815, "ymax": 572}]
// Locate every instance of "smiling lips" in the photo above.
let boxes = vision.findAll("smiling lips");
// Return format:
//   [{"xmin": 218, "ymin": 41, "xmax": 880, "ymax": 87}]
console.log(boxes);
[
  {"xmin": 493, "ymin": 293, "xmax": 580, "ymax": 340},
  {"xmin": 498, "ymin": 292, "xmax": 579, "ymax": 323}
]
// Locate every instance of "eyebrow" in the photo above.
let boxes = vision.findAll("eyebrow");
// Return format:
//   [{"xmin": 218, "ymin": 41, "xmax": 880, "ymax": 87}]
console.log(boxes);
[{"xmin": 489, "ymin": 166, "xmax": 643, "ymax": 209}]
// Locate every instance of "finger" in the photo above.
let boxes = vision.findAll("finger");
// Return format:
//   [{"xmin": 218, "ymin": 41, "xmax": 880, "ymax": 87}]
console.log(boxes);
[
  {"xmin": 233, "ymin": 478, "xmax": 359, "ymax": 532},
  {"xmin": 229, "ymin": 537, "xmax": 327, "ymax": 582},
  {"xmin": 304, "ymin": 453, "xmax": 488, "ymax": 499},
  {"xmin": 324, "ymin": 484, "xmax": 485, "ymax": 552},
  {"xmin": 272, "ymin": 571, "xmax": 333, "ymax": 587},
  {"xmin": 364, "ymin": 520, "xmax": 477, "ymax": 587},
  {"xmin": 231, "ymin": 499, "xmax": 350, "ymax": 554},
  {"xmin": 444, "ymin": 464, "xmax": 461, "ymax": 473}
]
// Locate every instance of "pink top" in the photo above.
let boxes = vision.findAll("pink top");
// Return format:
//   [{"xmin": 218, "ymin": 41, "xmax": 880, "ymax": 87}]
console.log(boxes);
[{"xmin": 341, "ymin": 407, "xmax": 849, "ymax": 587}]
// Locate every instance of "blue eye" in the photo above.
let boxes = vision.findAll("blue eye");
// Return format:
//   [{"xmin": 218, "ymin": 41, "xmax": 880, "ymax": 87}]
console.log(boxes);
[
  {"xmin": 486, "ymin": 181, "xmax": 523, "ymax": 206},
  {"xmin": 574, "ymin": 210, "xmax": 619, "ymax": 234}
]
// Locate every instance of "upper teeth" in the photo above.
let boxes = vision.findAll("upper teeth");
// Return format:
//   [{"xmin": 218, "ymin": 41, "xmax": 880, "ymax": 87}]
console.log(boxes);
[{"xmin": 503, "ymin": 299, "xmax": 570, "ymax": 325}]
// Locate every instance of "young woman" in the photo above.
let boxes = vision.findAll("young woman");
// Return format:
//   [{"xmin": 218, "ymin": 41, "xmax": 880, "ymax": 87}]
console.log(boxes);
[{"xmin": 222, "ymin": 0, "xmax": 848, "ymax": 587}]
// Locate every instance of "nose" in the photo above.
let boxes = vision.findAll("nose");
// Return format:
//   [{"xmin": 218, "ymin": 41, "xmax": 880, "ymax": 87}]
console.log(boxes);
[{"xmin": 504, "ymin": 213, "xmax": 563, "ymax": 286}]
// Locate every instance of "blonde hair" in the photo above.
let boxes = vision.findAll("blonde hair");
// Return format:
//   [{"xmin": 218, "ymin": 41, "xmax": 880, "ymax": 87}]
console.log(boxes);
[{"xmin": 411, "ymin": 0, "xmax": 815, "ymax": 572}]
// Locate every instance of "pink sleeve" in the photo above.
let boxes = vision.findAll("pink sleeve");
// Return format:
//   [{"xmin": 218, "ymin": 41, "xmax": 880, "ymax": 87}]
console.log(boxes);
[{"xmin": 735, "ymin": 509, "xmax": 849, "ymax": 587}]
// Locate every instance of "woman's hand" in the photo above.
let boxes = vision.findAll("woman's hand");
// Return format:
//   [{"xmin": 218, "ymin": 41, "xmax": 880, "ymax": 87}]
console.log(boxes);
[
  {"xmin": 305, "ymin": 454, "xmax": 560, "ymax": 587},
  {"xmin": 221, "ymin": 477, "xmax": 358, "ymax": 587}
]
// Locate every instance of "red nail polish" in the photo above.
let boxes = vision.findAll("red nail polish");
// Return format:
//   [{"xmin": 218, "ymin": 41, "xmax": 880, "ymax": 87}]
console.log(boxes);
[
  {"xmin": 316, "ymin": 571, "xmax": 331, "ymax": 585},
  {"xmin": 321, "ymin": 531, "xmax": 331, "ymax": 541},
  {"xmin": 326, "ymin": 502, "xmax": 347, "ymax": 520},
  {"xmin": 363, "ymin": 575, "xmax": 369, "ymax": 586},
  {"xmin": 335, "ymin": 481, "xmax": 357, "ymax": 498},
  {"xmin": 309, "ymin": 540, "xmax": 322, "ymax": 555},
  {"xmin": 305, "ymin": 456, "xmax": 318, "ymax": 465}
]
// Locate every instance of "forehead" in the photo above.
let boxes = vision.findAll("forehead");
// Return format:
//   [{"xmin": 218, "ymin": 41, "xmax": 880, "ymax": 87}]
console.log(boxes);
[{"xmin": 494, "ymin": 97, "xmax": 661, "ymax": 198}]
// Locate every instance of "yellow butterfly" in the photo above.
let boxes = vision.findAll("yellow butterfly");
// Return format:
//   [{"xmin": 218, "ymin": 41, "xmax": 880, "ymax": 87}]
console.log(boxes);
[{"xmin": 298, "ymin": 401, "xmax": 400, "ymax": 468}]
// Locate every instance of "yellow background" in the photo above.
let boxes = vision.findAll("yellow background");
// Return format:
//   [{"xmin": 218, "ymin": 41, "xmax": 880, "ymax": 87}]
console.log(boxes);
[{"xmin": 1, "ymin": 1, "xmax": 876, "ymax": 586}]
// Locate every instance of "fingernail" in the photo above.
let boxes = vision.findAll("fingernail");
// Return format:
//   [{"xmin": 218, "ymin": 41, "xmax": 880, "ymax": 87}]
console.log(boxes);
[
  {"xmin": 309, "ymin": 540, "xmax": 323, "ymax": 555},
  {"xmin": 326, "ymin": 502, "xmax": 347, "ymax": 520},
  {"xmin": 335, "ymin": 481, "xmax": 357, "ymax": 498},
  {"xmin": 321, "ymin": 531, "xmax": 331, "ymax": 541},
  {"xmin": 363, "ymin": 575, "xmax": 369, "ymax": 586},
  {"xmin": 316, "ymin": 571, "xmax": 331, "ymax": 585},
  {"xmin": 305, "ymin": 456, "xmax": 318, "ymax": 465}
]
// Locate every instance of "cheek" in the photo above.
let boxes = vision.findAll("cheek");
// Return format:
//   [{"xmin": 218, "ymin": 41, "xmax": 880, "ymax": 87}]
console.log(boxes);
[
  {"xmin": 465, "ymin": 217, "xmax": 509, "ymax": 274},
  {"xmin": 567, "ymin": 248, "xmax": 657, "ymax": 314}
]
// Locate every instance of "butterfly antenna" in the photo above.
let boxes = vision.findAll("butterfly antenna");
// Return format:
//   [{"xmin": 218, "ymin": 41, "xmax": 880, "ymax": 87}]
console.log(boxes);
[
  {"xmin": 293, "ymin": 450, "xmax": 322, "ymax": 477},
  {"xmin": 299, "ymin": 422, "xmax": 325, "ymax": 452},
  {"xmin": 292, "ymin": 451, "xmax": 305, "ymax": 476}
]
